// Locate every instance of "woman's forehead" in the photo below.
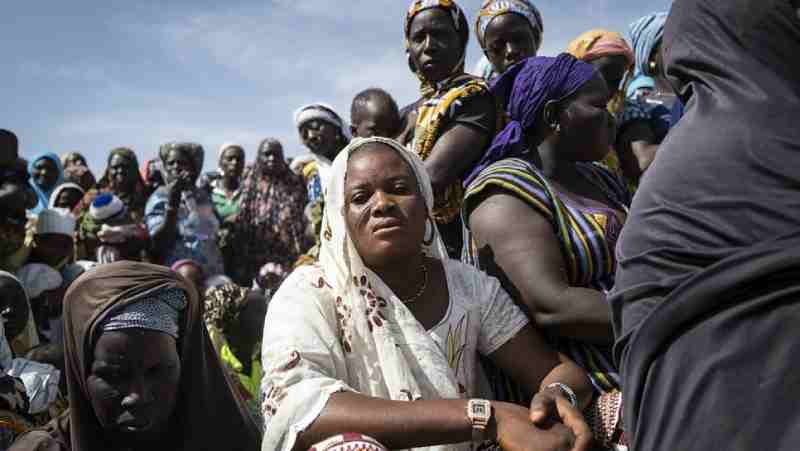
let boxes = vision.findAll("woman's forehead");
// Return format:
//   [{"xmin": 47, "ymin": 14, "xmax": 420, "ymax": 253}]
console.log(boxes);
[
  {"xmin": 409, "ymin": 8, "xmax": 455, "ymax": 33},
  {"xmin": 346, "ymin": 145, "xmax": 415, "ymax": 181}
]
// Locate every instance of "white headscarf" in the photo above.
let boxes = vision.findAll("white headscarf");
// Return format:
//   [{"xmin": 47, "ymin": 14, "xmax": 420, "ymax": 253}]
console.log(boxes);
[
  {"xmin": 261, "ymin": 137, "xmax": 462, "ymax": 451},
  {"xmin": 294, "ymin": 103, "xmax": 352, "ymax": 191}
]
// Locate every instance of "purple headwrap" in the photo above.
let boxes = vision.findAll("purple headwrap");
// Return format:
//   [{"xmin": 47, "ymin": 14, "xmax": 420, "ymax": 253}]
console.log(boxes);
[{"xmin": 464, "ymin": 54, "xmax": 597, "ymax": 186}]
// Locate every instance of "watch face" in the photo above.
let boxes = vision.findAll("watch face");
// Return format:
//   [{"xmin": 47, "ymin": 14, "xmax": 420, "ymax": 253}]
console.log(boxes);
[{"xmin": 473, "ymin": 404, "xmax": 487, "ymax": 415}]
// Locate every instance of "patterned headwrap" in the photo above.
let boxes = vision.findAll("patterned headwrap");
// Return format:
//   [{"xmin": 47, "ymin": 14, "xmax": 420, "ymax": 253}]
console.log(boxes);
[
  {"xmin": 464, "ymin": 54, "xmax": 597, "ymax": 186},
  {"xmin": 158, "ymin": 142, "xmax": 205, "ymax": 178},
  {"xmin": 628, "ymin": 12, "xmax": 668, "ymax": 76},
  {"xmin": 405, "ymin": 0, "xmax": 470, "ymax": 98},
  {"xmin": 100, "ymin": 287, "xmax": 187, "ymax": 339},
  {"xmin": 567, "ymin": 29, "xmax": 634, "ymax": 66},
  {"xmin": 203, "ymin": 283, "xmax": 250, "ymax": 335},
  {"xmin": 475, "ymin": 0, "xmax": 544, "ymax": 50}
]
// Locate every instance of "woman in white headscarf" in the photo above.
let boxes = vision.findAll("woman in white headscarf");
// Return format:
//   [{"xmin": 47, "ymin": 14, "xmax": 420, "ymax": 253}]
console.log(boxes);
[{"xmin": 261, "ymin": 137, "xmax": 592, "ymax": 451}]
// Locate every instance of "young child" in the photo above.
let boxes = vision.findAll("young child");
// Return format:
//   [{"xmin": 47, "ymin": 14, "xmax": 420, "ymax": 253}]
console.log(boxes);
[
  {"xmin": 80, "ymin": 193, "xmax": 146, "ymax": 262},
  {"xmin": 350, "ymin": 88, "xmax": 402, "ymax": 139}
]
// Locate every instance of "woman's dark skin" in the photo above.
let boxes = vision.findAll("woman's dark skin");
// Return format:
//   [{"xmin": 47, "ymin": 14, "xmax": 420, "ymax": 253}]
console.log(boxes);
[
  {"xmin": 300, "ymin": 120, "xmax": 344, "ymax": 162},
  {"xmin": 219, "ymin": 146, "xmax": 245, "ymax": 196},
  {"xmin": 107, "ymin": 154, "xmax": 138, "ymax": 194},
  {"xmin": 407, "ymin": 8, "xmax": 492, "ymax": 197},
  {"xmin": 63, "ymin": 154, "xmax": 87, "ymax": 169},
  {"xmin": 53, "ymin": 188, "xmax": 84, "ymax": 210},
  {"xmin": 150, "ymin": 149, "xmax": 197, "ymax": 256},
  {"xmin": 483, "ymin": 13, "xmax": 541, "ymax": 74},
  {"xmin": 175, "ymin": 263, "xmax": 205, "ymax": 296},
  {"xmin": 258, "ymin": 141, "xmax": 287, "ymax": 176},
  {"xmin": 32, "ymin": 158, "xmax": 59, "ymax": 192},
  {"xmin": 590, "ymin": 55, "xmax": 628, "ymax": 94},
  {"xmin": 87, "ymin": 329, "xmax": 180, "ymax": 449},
  {"xmin": 295, "ymin": 144, "xmax": 592, "ymax": 451},
  {"xmin": 468, "ymin": 74, "xmax": 618, "ymax": 345},
  {"xmin": 0, "ymin": 276, "xmax": 31, "ymax": 342}
]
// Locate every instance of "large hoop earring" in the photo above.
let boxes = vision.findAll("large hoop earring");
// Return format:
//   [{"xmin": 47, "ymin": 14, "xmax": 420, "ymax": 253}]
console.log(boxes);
[{"xmin": 422, "ymin": 215, "xmax": 435, "ymax": 246}]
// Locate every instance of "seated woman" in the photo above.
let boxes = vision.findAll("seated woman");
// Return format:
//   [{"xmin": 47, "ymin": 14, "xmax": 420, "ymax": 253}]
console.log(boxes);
[
  {"xmin": 9, "ymin": 261, "xmax": 260, "ymax": 451},
  {"xmin": 463, "ymin": 55, "xmax": 630, "ymax": 448},
  {"xmin": 261, "ymin": 137, "xmax": 592, "ymax": 451},
  {"xmin": 145, "ymin": 142, "xmax": 224, "ymax": 276},
  {"xmin": 474, "ymin": 0, "xmax": 544, "ymax": 78},
  {"xmin": 567, "ymin": 29, "xmax": 636, "ymax": 186},
  {"xmin": 27, "ymin": 154, "xmax": 64, "ymax": 216},
  {"xmin": 404, "ymin": 0, "xmax": 500, "ymax": 257}
]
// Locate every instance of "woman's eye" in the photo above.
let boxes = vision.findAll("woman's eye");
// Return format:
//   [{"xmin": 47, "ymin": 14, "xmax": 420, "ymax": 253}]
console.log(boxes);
[{"xmin": 350, "ymin": 193, "xmax": 368, "ymax": 205}]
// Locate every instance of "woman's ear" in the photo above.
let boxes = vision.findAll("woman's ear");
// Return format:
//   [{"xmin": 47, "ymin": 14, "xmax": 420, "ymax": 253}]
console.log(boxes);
[{"xmin": 542, "ymin": 100, "xmax": 560, "ymax": 130}]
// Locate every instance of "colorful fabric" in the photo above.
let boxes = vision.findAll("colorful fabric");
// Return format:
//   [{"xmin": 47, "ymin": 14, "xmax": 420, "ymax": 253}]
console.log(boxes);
[
  {"xmin": 203, "ymin": 283, "xmax": 250, "ymax": 338},
  {"xmin": 628, "ymin": 12, "xmax": 668, "ymax": 76},
  {"xmin": 475, "ymin": 0, "xmax": 544, "ymax": 49},
  {"xmin": 27, "ymin": 153, "xmax": 64, "ymax": 215},
  {"xmin": 209, "ymin": 177, "xmax": 243, "ymax": 219},
  {"xmin": 413, "ymin": 75, "xmax": 494, "ymax": 223},
  {"xmin": 463, "ymin": 158, "xmax": 630, "ymax": 393},
  {"xmin": 232, "ymin": 145, "xmax": 308, "ymax": 284},
  {"xmin": 567, "ymin": 29, "xmax": 634, "ymax": 66},
  {"xmin": 100, "ymin": 287, "xmax": 186, "ymax": 339},
  {"xmin": 626, "ymin": 74, "xmax": 655, "ymax": 99},
  {"xmin": 464, "ymin": 54, "xmax": 596, "ymax": 187},
  {"xmin": 145, "ymin": 186, "xmax": 224, "ymax": 276}
]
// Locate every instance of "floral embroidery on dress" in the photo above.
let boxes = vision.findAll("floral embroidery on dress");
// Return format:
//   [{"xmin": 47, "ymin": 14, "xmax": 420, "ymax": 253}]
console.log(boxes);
[
  {"xmin": 262, "ymin": 384, "xmax": 288, "ymax": 420},
  {"xmin": 354, "ymin": 274, "xmax": 388, "ymax": 332},
  {"xmin": 335, "ymin": 296, "xmax": 354, "ymax": 353}
]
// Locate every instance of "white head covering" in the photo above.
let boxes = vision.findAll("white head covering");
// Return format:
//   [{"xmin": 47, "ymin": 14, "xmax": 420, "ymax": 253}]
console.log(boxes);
[
  {"xmin": 294, "ymin": 103, "xmax": 352, "ymax": 192},
  {"xmin": 35, "ymin": 209, "xmax": 76, "ymax": 237},
  {"xmin": 47, "ymin": 183, "xmax": 85, "ymax": 209},
  {"xmin": 218, "ymin": 142, "xmax": 243, "ymax": 158},
  {"xmin": 89, "ymin": 193, "xmax": 126, "ymax": 222},
  {"xmin": 261, "ymin": 137, "xmax": 459, "ymax": 451}
]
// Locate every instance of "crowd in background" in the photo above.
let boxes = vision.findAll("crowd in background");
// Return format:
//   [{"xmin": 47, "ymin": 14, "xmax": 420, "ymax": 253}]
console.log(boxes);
[{"xmin": 0, "ymin": 0, "xmax": 798, "ymax": 450}]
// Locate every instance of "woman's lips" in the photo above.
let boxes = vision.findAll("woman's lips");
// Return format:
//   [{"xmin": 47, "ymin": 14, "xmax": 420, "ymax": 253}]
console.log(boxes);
[{"xmin": 373, "ymin": 219, "xmax": 403, "ymax": 234}]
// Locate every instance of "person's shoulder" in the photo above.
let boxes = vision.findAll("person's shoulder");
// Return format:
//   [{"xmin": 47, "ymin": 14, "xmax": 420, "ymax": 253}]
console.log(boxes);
[
  {"xmin": 465, "ymin": 157, "xmax": 543, "ymax": 197},
  {"xmin": 268, "ymin": 265, "xmax": 332, "ymax": 314},
  {"xmin": 442, "ymin": 259, "xmax": 500, "ymax": 304},
  {"xmin": 10, "ymin": 414, "xmax": 70, "ymax": 451}
]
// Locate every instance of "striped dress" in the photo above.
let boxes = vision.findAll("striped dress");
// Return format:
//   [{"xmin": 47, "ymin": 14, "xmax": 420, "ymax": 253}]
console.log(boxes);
[{"xmin": 462, "ymin": 157, "xmax": 630, "ymax": 395}]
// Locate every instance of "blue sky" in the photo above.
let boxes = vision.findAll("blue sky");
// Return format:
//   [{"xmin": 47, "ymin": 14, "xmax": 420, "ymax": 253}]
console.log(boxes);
[{"xmin": 3, "ymin": 0, "xmax": 671, "ymax": 175}]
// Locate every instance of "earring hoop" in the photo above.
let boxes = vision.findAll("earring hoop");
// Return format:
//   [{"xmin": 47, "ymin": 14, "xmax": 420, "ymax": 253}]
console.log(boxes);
[{"xmin": 422, "ymin": 215, "xmax": 435, "ymax": 246}]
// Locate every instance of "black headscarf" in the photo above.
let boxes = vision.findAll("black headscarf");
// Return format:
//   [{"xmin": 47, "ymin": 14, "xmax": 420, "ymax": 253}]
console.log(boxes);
[{"xmin": 610, "ymin": 2, "xmax": 800, "ymax": 450}]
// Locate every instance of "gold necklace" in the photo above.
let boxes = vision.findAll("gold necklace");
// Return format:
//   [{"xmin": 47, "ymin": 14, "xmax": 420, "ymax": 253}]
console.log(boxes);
[{"xmin": 402, "ymin": 261, "xmax": 429, "ymax": 304}]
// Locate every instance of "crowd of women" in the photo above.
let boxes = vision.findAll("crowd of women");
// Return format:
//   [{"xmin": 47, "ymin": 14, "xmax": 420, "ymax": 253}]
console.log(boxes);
[{"xmin": 0, "ymin": 0, "xmax": 797, "ymax": 450}]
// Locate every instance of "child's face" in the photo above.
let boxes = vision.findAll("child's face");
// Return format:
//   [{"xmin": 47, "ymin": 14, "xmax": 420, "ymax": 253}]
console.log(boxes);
[
  {"xmin": 352, "ymin": 100, "xmax": 401, "ymax": 139},
  {"xmin": 53, "ymin": 188, "xmax": 84, "ymax": 210}
]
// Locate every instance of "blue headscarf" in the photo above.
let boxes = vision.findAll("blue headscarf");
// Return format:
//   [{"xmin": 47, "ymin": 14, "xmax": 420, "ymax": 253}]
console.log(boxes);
[
  {"xmin": 27, "ymin": 152, "xmax": 64, "ymax": 215},
  {"xmin": 626, "ymin": 74, "xmax": 656, "ymax": 99},
  {"xmin": 628, "ymin": 12, "xmax": 668, "ymax": 77},
  {"xmin": 464, "ymin": 54, "xmax": 596, "ymax": 186}
]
